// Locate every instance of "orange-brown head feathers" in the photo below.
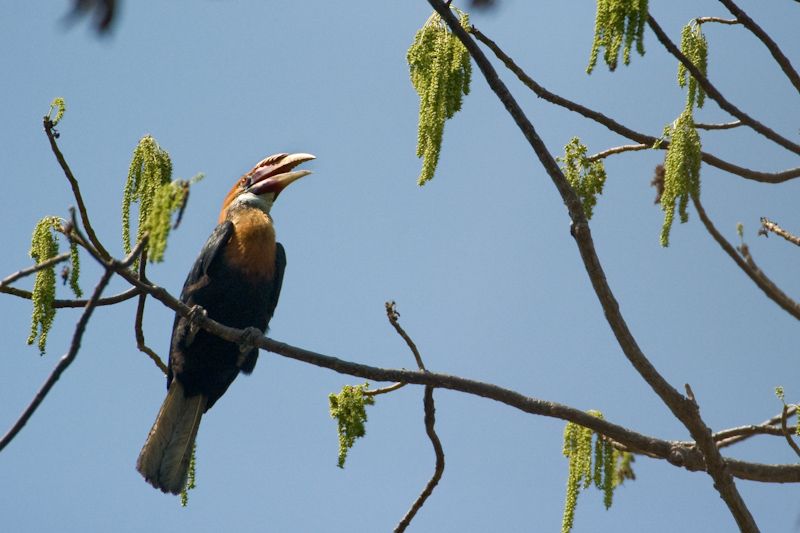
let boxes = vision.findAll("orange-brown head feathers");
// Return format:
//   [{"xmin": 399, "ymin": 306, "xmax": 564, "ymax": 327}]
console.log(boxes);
[{"xmin": 219, "ymin": 153, "xmax": 315, "ymax": 223}]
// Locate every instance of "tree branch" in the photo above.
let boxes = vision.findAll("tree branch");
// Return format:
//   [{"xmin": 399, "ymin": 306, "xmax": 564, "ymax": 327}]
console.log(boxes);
[
  {"xmin": 134, "ymin": 249, "xmax": 168, "ymax": 374},
  {"xmin": 780, "ymin": 405, "xmax": 800, "ymax": 459},
  {"xmin": 44, "ymin": 117, "xmax": 112, "ymax": 260},
  {"xmin": 695, "ymin": 120, "xmax": 742, "ymax": 131},
  {"xmin": 395, "ymin": 387, "xmax": 444, "ymax": 533},
  {"xmin": 695, "ymin": 17, "xmax": 739, "ymax": 25},
  {"xmin": 587, "ymin": 144, "xmax": 649, "ymax": 162},
  {"xmin": 0, "ymin": 240, "xmax": 145, "ymax": 453},
  {"xmin": 0, "ymin": 285, "xmax": 140, "ymax": 308},
  {"xmin": 714, "ymin": 405, "xmax": 797, "ymax": 448},
  {"xmin": 716, "ymin": 0, "xmax": 800, "ymax": 94},
  {"xmin": 469, "ymin": 26, "xmax": 800, "ymax": 184},
  {"xmin": 647, "ymin": 14, "xmax": 800, "ymax": 155},
  {"xmin": 0, "ymin": 253, "xmax": 71, "ymax": 288},
  {"xmin": 435, "ymin": 4, "xmax": 757, "ymax": 529},
  {"xmin": 388, "ymin": 302, "xmax": 444, "ymax": 533},
  {"xmin": 693, "ymin": 195, "xmax": 800, "ymax": 321},
  {"xmin": 760, "ymin": 217, "xmax": 800, "ymax": 247}
]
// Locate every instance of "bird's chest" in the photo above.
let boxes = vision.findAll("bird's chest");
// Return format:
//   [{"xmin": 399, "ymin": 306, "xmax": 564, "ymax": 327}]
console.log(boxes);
[{"xmin": 222, "ymin": 209, "xmax": 277, "ymax": 281}]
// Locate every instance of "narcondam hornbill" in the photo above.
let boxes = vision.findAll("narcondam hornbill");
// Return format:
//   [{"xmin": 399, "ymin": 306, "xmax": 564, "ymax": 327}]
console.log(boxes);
[{"xmin": 136, "ymin": 152, "xmax": 315, "ymax": 494}]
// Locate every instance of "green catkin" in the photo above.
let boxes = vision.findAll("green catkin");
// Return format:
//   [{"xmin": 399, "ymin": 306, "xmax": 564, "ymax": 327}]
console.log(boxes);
[
  {"xmin": 329, "ymin": 384, "xmax": 375, "ymax": 468},
  {"xmin": 48, "ymin": 97, "xmax": 66, "ymax": 126},
  {"xmin": 27, "ymin": 217, "xmax": 61, "ymax": 354},
  {"xmin": 660, "ymin": 109, "xmax": 701, "ymax": 247},
  {"xmin": 562, "ymin": 411, "xmax": 629, "ymax": 533},
  {"xmin": 121, "ymin": 136, "xmax": 193, "ymax": 263},
  {"xmin": 558, "ymin": 138, "xmax": 607, "ymax": 220},
  {"xmin": 122, "ymin": 136, "xmax": 173, "ymax": 257},
  {"xmin": 407, "ymin": 8, "xmax": 472, "ymax": 185},
  {"xmin": 678, "ymin": 22, "xmax": 708, "ymax": 110},
  {"xmin": 180, "ymin": 444, "xmax": 197, "ymax": 507},
  {"xmin": 587, "ymin": 0, "xmax": 648, "ymax": 73}
]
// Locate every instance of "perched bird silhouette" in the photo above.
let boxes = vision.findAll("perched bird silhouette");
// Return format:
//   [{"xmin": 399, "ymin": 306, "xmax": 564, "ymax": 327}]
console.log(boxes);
[{"xmin": 136, "ymin": 152, "xmax": 315, "ymax": 494}]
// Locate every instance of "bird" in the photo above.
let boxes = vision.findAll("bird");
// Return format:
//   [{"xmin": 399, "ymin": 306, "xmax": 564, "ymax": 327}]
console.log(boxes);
[{"xmin": 136, "ymin": 152, "xmax": 315, "ymax": 494}]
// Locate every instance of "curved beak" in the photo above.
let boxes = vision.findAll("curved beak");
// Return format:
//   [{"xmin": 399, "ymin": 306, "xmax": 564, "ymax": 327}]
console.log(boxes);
[{"xmin": 246, "ymin": 152, "xmax": 316, "ymax": 196}]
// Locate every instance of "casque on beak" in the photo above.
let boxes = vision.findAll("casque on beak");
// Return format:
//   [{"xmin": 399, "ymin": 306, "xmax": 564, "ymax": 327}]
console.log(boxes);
[{"xmin": 246, "ymin": 153, "xmax": 316, "ymax": 197}]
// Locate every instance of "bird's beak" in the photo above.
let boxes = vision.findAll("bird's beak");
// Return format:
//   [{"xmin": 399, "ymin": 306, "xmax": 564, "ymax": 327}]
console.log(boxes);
[{"xmin": 246, "ymin": 153, "xmax": 316, "ymax": 196}]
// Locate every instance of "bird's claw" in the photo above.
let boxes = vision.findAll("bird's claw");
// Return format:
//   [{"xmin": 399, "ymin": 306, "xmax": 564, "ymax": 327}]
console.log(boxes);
[
  {"xmin": 185, "ymin": 305, "xmax": 208, "ymax": 346},
  {"xmin": 236, "ymin": 327, "xmax": 263, "ymax": 368}
]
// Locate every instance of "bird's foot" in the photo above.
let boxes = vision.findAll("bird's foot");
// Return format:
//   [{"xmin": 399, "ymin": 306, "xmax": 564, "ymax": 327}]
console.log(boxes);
[
  {"xmin": 236, "ymin": 327, "xmax": 263, "ymax": 369},
  {"xmin": 185, "ymin": 305, "xmax": 208, "ymax": 345}
]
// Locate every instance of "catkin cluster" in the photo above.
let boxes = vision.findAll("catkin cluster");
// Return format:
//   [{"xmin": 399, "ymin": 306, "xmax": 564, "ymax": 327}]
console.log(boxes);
[
  {"xmin": 678, "ymin": 22, "xmax": 708, "ymax": 110},
  {"xmin": 407, "ymin": 8, "xmax": 472, "ymax": 185},
  {"xmin": 559, "ymin": 138, "xmax": 607, "ymax": 220},
  {"xmin": 27, "ymin": 216, "xmax": 82, "ymax": 354},
  {"xmin": 660, "ymin": 110, "xmax": 701, "ymax": 247},
  {"xmin": 122, "ymin": 136, "xmax": 191, "ymax": 262},
  {"xmin": 329, "ymin": 383, "xmax": 375, "ymax": 468},
  {"xmin": 587, "ymin": 0, "xmax": 648, "ymax": 73},
  {"xmin": 562, "ymin": 412, "xmax": 631, "ymax": 533}
]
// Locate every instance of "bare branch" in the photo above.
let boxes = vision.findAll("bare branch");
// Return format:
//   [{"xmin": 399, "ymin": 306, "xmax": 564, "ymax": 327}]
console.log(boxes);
[
  {"xmin": 470, "ymin": 26, "xmax": 800, "ymax": 184},
  {"xmin": 385, "ymin": 302, "xmax": 444, "ymax": 533},
  {"xmin": 0, "ymin": 285, "xmax": 140, "ymax": 308},
  {"xmin": 43, "ymin": 117, "xmax": 112, "ymax": 260},
  {"xmin": 134, "ymin": 250, "xmax": 168, "ymax": 374},
  {"xmin": 395, "ymin": 387, "xmax": 444, "ymax": 533},
  {"xmin": 436, "ymin": 4, "xmax": 757, "ymax": 529},
  {"xmin": 364, "ymin": 382, "xmax": 406, "ymax": 396},
  {"xmin": 714, "ymin": 405, "xmax": 798, "ymax": 448},
  {"xmin": 695, "ymin": 120, "xmax": 742, "ymax": 130},
  {"xmin": 693, "ymin": 195, "xmax": 800, "ymax": 320},
  {"xmin": 780, "ymin": 405, "xmax": 800, "ymax": 459},
  {"xmin": 386, "ymin": 301, "xmax": 425, "ymax": 371},
  {"xmin": 760, "ymin": 217, "xmax": 800, "ymax": 247},
  {"xmin": 0, "ymin": 240, "xmax": 145, "ymax": 453},
  {"xmin": 695, "ymin": 17, "xmax": 739, "ymax": 25},
  {"xmin": 647, "ymin": 14, "xmax": 800, "ymax": 155},
  {"xmin": 717, "ymin": 0, "xmax": 800, "ymax": 94},
  {"xmin": 0, "ymin": 253, "xmax": 70, "ymax": 288},
  {"xmin": 587, "ymin": 144, "xmax": 649, "ymax": 162}
]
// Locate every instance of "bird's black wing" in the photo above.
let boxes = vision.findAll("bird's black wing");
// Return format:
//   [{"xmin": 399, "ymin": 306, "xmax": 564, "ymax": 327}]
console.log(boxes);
[
  {"xmin": 167, "ymin": 221, "xmax": 234, "ymax": 387},
  {"xmin": 179, "ymin": 221, "xmax": 234, "ymax": 302},
  {"xmin": 267, "ymin": 242, "xmax": 287, "ymax": 324}
]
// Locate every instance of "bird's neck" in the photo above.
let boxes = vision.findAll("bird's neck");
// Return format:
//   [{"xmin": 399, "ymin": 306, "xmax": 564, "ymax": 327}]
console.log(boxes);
[{"xmin": 223, "ymin": 206, "xmax": 277, "ymax": 280}]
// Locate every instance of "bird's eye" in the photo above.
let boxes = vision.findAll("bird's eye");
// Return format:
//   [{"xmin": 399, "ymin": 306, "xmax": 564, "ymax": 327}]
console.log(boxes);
[{"xmin": 243, "ymin": 177, "xmax": 252, "ymax": 188}]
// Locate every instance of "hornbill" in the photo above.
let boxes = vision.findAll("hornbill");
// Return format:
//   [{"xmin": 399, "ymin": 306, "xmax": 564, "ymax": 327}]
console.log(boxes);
[{"xmin": 136, "ymin": 152, "xmax": 315, "ymax": 494}]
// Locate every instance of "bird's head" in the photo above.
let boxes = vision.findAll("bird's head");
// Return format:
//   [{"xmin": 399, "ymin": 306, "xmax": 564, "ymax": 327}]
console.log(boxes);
[{"xmin": 219, "ymin": 152, "xmax": 315, "ymax": 222}]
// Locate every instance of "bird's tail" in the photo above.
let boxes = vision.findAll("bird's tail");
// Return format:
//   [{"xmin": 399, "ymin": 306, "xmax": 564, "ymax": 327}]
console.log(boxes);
[{"xmin": 136, "ymin": 380, "xmax": 207, "ymax": 494}]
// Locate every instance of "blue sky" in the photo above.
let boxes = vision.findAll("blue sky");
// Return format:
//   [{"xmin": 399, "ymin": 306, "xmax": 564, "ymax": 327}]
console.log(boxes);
[{"xmin": 1, "ymin": 1, "xmax": 799, "ymax": 531}]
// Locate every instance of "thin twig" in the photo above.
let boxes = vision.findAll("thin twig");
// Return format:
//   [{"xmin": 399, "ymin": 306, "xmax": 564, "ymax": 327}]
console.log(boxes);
[
  {"xmin": 469, "ymin": 26, "xmax": 800, "ymax": 184},
  {"xmin": 587, "ymin": 144, "xmax": 649, "ymax": 162},
  {"xmin": 780, "ymin": 405, "xmax": 800, "ymax": 459},
  {"xmin": 0, "ymin": 253, "xmax": 71, "ymax": 288},
  {"xmin": 43, "ymin": 117, "xmax": 112, "ymax": 260},
  {"xmin": 695, "ymin": 16, "xmax": 739, "ymax": 25},
  {"xmin": 760, "ymin": 217, "xmax": 800, "ymax": 247},
  {"xmin": 0, "ymin": 285, "xmax": 140, "ymax": 308},
  {"xmin": 717, "ymin": 0, "xmax": 800, "ymax": 94},
  {"xmin": 0, "ymin": 239, "xmax": 146, "ymax": 453},
  {"xmin": 712, "ymin": 405, "xmax": 797, "ymax": 448},
  {"xmin": 695, "ymin": 120, "xmax": 742, "ymax": 130},
  {"xmin": 693, "ymin": 195, "xmax": 800, "ymax": 320},
  {"xmin": 647, "ymin": 14, "xmax": 800, "ymax": 156},
  {"xmin": 438, "ymin": 4, "xmax": 758, "ymax": 530},
  {"xmin": 385, "ymin": 302, "xmax": 445, "ymax": 533},
  {"xmin": 364, "ymin": 382, "xmax": 406, "ymax": 396},
  {"xmin": 386, "ymin": 301, "xmax": 425, "ymax": 371},
  {"xmin": 395, "ymin": 387, "xmax": 444, "ymax": 533},
  {"xmin": 134, "ymin": 249, "xmax": 168, "ymax": 374}
]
